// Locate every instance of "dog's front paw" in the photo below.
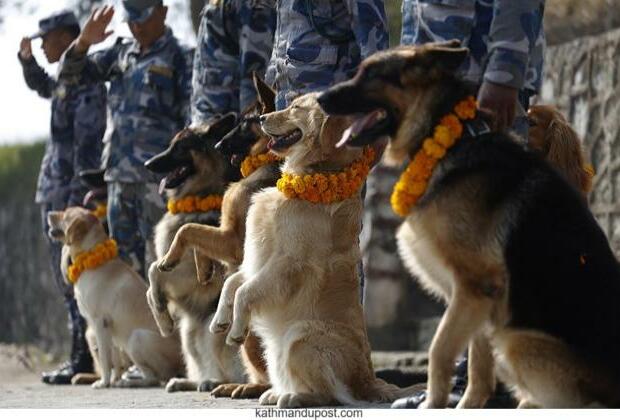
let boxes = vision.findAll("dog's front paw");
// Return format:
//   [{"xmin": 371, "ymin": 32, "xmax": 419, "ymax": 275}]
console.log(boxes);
[
  {"xmin": 157, "ymin": 255, "xmax": 179, "ymax": 272},
  {"xmin": 92, "ymin": 379, "xmax": 110, "ymax": 389},
  {"xmin": 277, "ymin": 393, "xmax": 305, "ymax": 409},
  {"xmin": 259, "ymin": 389, "xmax": 280, "ymax": 406},
  {"xmin": 210, "ymin": 307, "xmax": 232, "ymax": 334},
  {"xmin": 198, "ymin": 379, "xmax": 221, "ymax": 392}
]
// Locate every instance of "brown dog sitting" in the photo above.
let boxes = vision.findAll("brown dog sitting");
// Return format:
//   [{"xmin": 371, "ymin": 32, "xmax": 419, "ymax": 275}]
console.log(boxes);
[{"xmin": 528, "ymin": 104, "xmax": 594, "ymax": 197}]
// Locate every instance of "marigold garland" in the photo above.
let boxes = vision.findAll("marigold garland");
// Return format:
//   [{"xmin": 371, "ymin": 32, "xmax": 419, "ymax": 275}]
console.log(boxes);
[
  {"xmin": 67, "ymin": 239, "xmax": 118, "ymax": 284},
  {"xmin": 391, "ymin": 96, "xmax": 477, "ymax": 217},
  {"xmin": 167, "ymin": 195, "xmax": 223, "ymax": 214},
  {"xmin": 240, "ymin": 152, "xmax": 282, "ymax": 178},
  {"xmin": 276, "ymin": 147, "xmax": 375, "ymax": 204},
  {"xmin": 91, "ymin": 204, "xmax": 107, "ymax": 219}
]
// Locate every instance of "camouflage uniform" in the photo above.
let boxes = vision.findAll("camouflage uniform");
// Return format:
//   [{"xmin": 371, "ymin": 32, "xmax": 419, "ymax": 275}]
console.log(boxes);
[
  {"xmin": 60, "ymin": 28, "xmax": 193, "ymax": 277},
  {"xmin": 191, "ymin": 0, "xmax": 276, "ymax": 125},
  {"xmin": 19, "ymin": 53, "xmax": 106, "ymax": 296},
  {"xmin": 401, "ymin": 0, "xmax": 546, "ymax": 137},
  {"xmin": 266, "ymin": 0, "xmax": 390, "ymax": 110}
]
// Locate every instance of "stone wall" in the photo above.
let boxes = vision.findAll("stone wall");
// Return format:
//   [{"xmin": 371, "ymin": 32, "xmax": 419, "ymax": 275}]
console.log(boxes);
[{"xmin": 364, "ymin": 28, "xmax": 620, "ymax": 350}]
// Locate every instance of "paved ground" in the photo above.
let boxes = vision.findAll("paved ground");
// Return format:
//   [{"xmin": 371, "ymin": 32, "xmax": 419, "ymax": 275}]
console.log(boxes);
[{"xmin": 0, "ymin": 345, "xmax": 426, "ymax": 409}]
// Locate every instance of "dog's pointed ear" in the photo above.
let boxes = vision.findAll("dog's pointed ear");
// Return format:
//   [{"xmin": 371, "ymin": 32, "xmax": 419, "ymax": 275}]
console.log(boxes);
[
  {"xmin": 425, "ymin": 41, "xmax": 469, "ymax": 73},
  {"xmin": 66, "ymin": 212, "xmax": 97, "ymax": 246},
  {"xmin": 253, "ymin": 71, "xmax": 276, "ymax": 114},
  {"xmin": 199, "ymin": 113, "xmax": 238, "ymax": 145}
]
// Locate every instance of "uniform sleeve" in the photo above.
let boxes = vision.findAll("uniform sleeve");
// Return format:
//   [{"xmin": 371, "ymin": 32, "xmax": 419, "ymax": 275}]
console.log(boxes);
[
  {"xmin": 60, "ymin": 39, "xmax": 123, "ymax": 82},
  {"xmin": 484, "ymin": 0, "xmax": 545, "ymax": 90},
  {"xmin": 175, "ymin": 48, "xmax": 194, "ymax": 128},
  {"xmin": 68, "ymin": 85, "xmax": 107, "ymax": 207},
  {"xmin": 345, "ymin": 0, "xmax": 390, "ymax": 59},
  {"xmin": 238, "ymin": 1, "xmax": 276, "ymax": 111},
  {"xmin": 18, "ymin": 54, "xmax": 54, "ymax": 99}
]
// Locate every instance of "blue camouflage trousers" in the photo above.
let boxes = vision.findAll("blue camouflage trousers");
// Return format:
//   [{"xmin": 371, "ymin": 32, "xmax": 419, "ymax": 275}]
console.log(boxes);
[
  {"xmin": 40, "ymin": 201, "xmax": 88, "ymax": 355},
  {"xmin": 107, "ymin": 182, "xmax": 166, "ymax": 279}
]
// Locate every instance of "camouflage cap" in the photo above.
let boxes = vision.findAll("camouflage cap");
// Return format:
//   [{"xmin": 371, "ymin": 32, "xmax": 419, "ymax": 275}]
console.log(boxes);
[
  {"xmin": 30, "ymin": 9, "xmax": 80, "ymax": 39},
  {"xmin": 122, "ymin": 0, "xmax": 163, "ymax": 23}
]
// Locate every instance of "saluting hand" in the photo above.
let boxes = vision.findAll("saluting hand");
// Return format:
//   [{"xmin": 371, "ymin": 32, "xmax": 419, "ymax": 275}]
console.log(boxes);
[
  {"xmin": 19, "ymin": 37, "xmax": 32, "ymax": 60},
  {"xmin": 76, "ymin": 5, "xmax": 115, "ymax": 53}
]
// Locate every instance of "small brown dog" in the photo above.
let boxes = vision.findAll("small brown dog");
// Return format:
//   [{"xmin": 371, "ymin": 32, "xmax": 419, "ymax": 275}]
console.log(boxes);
[{"xmin": 528, "ymin": 104, "xmax": 594, "ymax": 197}]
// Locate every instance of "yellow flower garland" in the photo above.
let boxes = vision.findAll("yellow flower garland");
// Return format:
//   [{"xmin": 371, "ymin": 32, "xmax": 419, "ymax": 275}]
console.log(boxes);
[
  {"xmin": 391, "ymin": 96, "xmax": 477, "ymax": 217},
  {"xmin": 167, "ymin": 195, "xmax": 223, "ymax": 214},
  {"xmin": 276, "ymin": 147, "xmax": 375, "ymax": 204},
  {"xmin": 240, "ymin": 152, "xmax": 282, "ymax": 178},
  {"xmin": 67, "ymin": 239, "xmax": 118, "ymax": 284},
  {"xmin": 91, "ymin": 203, "xmax": 107, "ymax": 219}
]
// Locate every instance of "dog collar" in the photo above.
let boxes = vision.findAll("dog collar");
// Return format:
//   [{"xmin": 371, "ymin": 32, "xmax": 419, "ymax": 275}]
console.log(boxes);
[
  {"xmin": 67, "ymin": 239, "xmax": 118, "ymax": 285},
  {"xmin": 167, "ymin": 194, "xmax": 223, "ymax": 214},
  {"xmin": 276, "ymin": 146, "xmax": 375, "ymax": 204},
  {"xmin": 91, "ymin": 203, "xmax": 107, "ymax": 219},
  {"xmin": 391, "ymin": 96, "xmax": 478, "ymax": 217},
  {"xmin": 240, "ymin": 152, "xmax": 282, "ymax": 178}
]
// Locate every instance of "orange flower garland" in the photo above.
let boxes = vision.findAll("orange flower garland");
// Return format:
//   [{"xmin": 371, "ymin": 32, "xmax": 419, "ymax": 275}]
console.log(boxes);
[
  {"xmin": 167, "ymin": 195, "xmax": 223, "ymax": 214},
  {"xmin": 91, "ymin": 203, "xmax": 107, "ymax": 219},
  {"xmin": 276, "ymin": 147, "xmax": 375, "ymax": 204},
  {"xmin": 67, "ymin": 239, "xmax": 118, "ymax": 284},
  {"xmin": 391, "ymin": 96, "xmax": 477, "ymax": 217},
  {"xmin": 240, "ymin": 152, "xmax": 282, "ymax": 178}
]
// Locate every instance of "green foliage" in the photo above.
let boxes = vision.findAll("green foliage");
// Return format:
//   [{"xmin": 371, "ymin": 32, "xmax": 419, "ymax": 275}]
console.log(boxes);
[{"xmin": 0, "ymin": 142, "xmax": 45, "ymax": 200}]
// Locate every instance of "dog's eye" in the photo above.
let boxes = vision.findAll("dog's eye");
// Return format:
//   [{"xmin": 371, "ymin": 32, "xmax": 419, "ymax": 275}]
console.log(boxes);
[{"xmin": 528, "ymin": 118, "xmax": 537, "ymax": 127}]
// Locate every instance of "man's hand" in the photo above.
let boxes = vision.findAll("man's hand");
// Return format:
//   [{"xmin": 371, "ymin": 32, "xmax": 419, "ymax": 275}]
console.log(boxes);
[
  {"xmin": 75, "ymin": 5, "xmax": 115, "ymax": 54},
  {"xmin": 19, "ymin": 37, "xmax": 32, "ymax": 60},
  {"xmin": 477, "ymin": 81, "xmax": 519, "ymax": 132}
]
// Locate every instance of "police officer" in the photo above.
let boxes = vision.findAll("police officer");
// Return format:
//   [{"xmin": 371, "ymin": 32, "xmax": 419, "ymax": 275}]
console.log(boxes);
[
  {"xmin": 18, "ymin": 10, "xmax": 106, "ymax": 384},
  {"xmin": 60, "ymin": 1, "xmax": 193, "ymax": 278},
  {"xmin": 401, "ymin": 0, "xmax": 545, "ymax": 138},
  {"xmin": 192, "ymin": 0, "xmax": 276, "ymax": 125},
  {"xmin": 266, "ymin": 0, "xmax": 390, "ymax": 110}
]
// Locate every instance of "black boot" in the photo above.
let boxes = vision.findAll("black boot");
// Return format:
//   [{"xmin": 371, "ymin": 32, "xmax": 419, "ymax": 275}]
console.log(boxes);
[
  {"xmin": 42, "ymin": 297, "xmax": 93, "ymax": 385},
  {"xmin": 391, "ymin": 356, "xmax": 517, "ymax": 408}
]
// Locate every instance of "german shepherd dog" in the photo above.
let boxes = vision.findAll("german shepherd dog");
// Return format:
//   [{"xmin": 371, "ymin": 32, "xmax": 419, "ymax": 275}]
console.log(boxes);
[
  {"xmin": 209, "ymin": 92, "xmax": 421, "ymax": 408},
  {"xmin": 317, "ymin": 41, "xmax": 620, "ymax": 408},
  {"xmin": 155, "ymin": 74, "xmax": 279, "ymax": 398},
  {"xmin": 144, "ymin": 115, "xmax": 245, "ymax": 392}
]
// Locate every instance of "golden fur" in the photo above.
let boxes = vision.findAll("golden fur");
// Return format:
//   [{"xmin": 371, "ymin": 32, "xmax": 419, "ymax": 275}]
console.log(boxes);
[
  {"xmin": 210, "ymin": 93, "xmax": 419, "ymax": 408},
  {"xmin": 48, "ymin": 207, "xmax": 183, "ymax": 388}
]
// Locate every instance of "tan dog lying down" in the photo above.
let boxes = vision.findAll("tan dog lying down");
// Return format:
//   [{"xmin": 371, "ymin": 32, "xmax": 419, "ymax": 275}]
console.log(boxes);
[
  {"xmin": 48, "ymin": 207, "xmax": 183, "ymax": 388},
  {"xmin": 210, "ymin": 93, "xmax": 419, "ymax": 408}
]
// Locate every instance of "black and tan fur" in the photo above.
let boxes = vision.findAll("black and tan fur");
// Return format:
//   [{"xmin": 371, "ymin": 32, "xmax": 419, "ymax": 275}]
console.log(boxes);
[
  {"xmin": 144, "ymin": 115, "xmax": 245, "ymax": 392},
  {"xmin": 318, "ymin": 41, "xmax": 620, "ymax": 408},
  {"xmin": 156, "ymin": 74, "xmax": 279, "ymax": 399}
]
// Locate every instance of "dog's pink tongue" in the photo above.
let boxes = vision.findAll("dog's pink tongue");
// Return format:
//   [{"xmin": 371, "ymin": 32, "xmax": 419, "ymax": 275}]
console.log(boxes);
[{"xmin": 337, "ymin": 110, "xmax": 383, "ymax": 148}]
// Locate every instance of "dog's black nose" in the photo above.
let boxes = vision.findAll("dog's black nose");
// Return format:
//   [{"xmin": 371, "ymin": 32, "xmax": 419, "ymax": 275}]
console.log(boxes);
[{"xmin": 259, "ymin": 115, "xmax": 267, "ymax": 123}]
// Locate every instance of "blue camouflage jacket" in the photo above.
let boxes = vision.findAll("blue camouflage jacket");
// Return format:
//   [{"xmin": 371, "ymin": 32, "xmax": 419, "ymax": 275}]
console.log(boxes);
[
  {"xmin": 61, "ymin": 28, "xmax": 193, "ymax": 183},
  {"xmin": 401, "ymin": 0, "xmax": 545, "ymax": 94},
  {"xmin": 266, "ymin": 0, "xmax": 390, "ymax": 109},
  {"xmin": 19, "ymin": 54, "xmax": 106, "ymax": 206},
  {"xmin": 192, "ymin": 0, "xmax": 276, "ymax": 125}
]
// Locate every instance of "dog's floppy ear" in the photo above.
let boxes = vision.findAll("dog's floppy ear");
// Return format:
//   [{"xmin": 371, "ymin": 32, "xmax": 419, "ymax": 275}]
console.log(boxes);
[
  {"xmin": 253, "ymin": 71, "xmax": 276, "ymax": 114},
  {"xmin": 66, "ymin": 212, "xmax": 97, "ymax": 246},
  {"xmin": 545, "ymin": 115, "xmax": 593, "ymax": 195}
]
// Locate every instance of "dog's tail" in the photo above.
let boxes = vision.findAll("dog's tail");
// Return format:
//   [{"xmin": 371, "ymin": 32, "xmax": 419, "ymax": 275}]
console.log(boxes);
[{"xmin": 367, "ymin": 378, "xmax": 426, "ymax": 402}]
